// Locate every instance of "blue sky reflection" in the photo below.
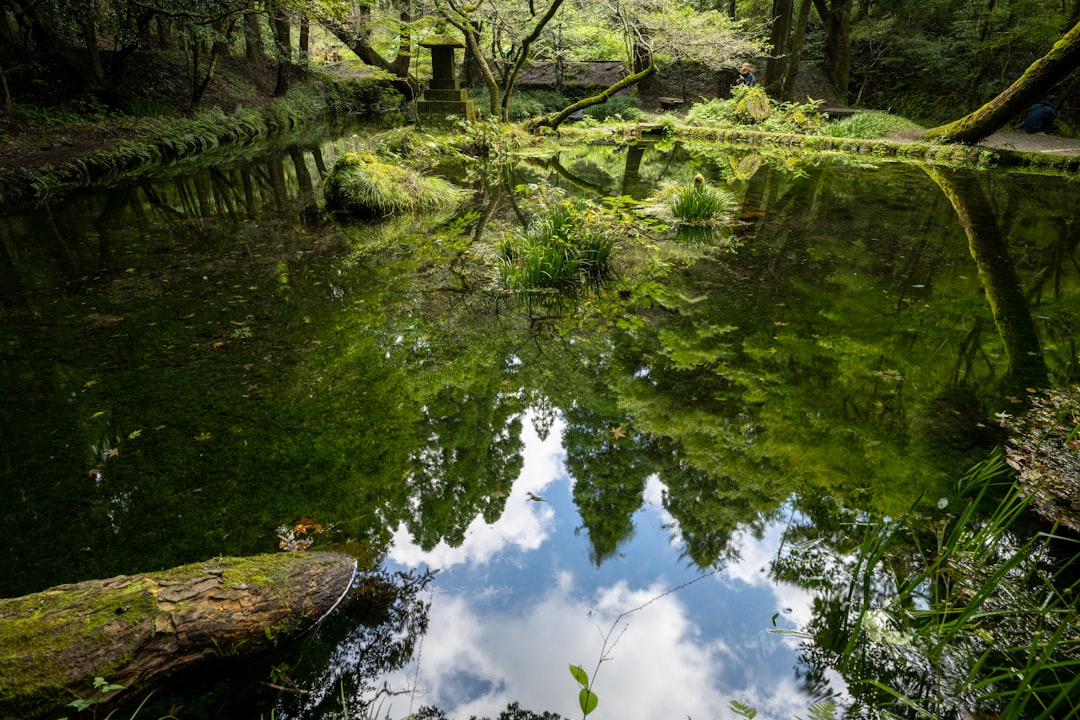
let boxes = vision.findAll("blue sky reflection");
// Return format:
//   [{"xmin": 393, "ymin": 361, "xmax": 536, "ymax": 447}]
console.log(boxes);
[{"xmin": 383, "ymin": 413, "xmax": 837, "ymax": 719}]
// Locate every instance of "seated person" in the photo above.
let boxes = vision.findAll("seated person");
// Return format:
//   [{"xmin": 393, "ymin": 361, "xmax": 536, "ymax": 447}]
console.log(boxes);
[{"xmin": 1023, "ymin": 96, "xmax": 1057, "ymax": 133}]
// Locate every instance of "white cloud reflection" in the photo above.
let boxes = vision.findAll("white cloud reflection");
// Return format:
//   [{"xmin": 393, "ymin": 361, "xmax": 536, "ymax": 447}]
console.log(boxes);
[
  {"xmin": 389, "ymin": 416, "xmax": 565, "ymax": 569},
  {"xmin": 379, "ymin": 413, "xmax": 826, "ymax": 719}
]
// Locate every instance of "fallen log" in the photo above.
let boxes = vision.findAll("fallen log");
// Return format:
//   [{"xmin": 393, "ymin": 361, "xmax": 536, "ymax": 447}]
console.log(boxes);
[{"xmin": 0, "ymin": 552, "xmax": 358, "ymax": 720}]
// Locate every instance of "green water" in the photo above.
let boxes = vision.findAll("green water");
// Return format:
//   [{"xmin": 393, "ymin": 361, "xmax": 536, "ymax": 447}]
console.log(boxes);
[{"xmin": 1, "ymin": 131, "xmax": 1077, "ymax": 719}]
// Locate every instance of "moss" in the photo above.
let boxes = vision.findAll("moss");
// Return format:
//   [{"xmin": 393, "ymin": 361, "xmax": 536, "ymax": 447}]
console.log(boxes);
[
  {"xmin": 0, "ymin": 553, "xmax": 355, "ymax": 719},
  {"xmin": 323, "ymin": 151, "xmax": 468, "ymax": 220}
]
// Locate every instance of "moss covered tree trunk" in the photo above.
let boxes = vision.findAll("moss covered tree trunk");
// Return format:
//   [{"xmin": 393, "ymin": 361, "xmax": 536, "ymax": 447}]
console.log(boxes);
[
  {"xmin": 923, "ymin": 20, "xmax": 1080, "ymax": 143},
  {"xmin": 0, "ymin": 552, "xmax": 358, "ymax": 720},
  {"xmin": 524, "ymin": 64, "xmax": 657, "ymax": 131}
]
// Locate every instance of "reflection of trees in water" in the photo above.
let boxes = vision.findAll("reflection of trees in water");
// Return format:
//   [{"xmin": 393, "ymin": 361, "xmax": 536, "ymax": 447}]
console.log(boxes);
[
  {"xmin": 925, "ymin": 166, "xmax": 1049, "ymax": 391},
  {"xmin": 404, "ymin": 384, "xmax": 524, "ymax": 551}
]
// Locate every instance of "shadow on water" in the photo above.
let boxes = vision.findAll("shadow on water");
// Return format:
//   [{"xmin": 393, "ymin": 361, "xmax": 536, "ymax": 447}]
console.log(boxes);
[{"xmin": 1, "ymin": 128, "xmax": 1079, "ymax": 718}]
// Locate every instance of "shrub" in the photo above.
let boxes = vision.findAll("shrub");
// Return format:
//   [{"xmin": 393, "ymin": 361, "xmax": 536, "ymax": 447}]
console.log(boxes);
[{"xmin": 581, "ymin": 95, "xmax": 644, "ymax": 122}]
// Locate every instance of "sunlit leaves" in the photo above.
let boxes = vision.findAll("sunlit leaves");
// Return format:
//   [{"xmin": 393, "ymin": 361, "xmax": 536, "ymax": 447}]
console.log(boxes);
[{"xmin": 569, "ymin": 664, "xmax": 598, "ymax": 716}]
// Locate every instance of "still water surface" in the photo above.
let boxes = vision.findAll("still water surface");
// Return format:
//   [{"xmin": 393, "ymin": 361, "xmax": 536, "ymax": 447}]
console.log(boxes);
[{"xmin": 1, "ymin": 126, "xmax": 1077, "ymax": 719}]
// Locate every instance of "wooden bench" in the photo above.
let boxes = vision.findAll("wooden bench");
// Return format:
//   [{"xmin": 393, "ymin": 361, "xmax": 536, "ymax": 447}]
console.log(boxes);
[
  {"xmin": 821, "ymin": 106, "xmax": 862, "ymax": 120},
  {"xmin": 658, "ymin": 96, "xmax": 685, "ymax": 110}
]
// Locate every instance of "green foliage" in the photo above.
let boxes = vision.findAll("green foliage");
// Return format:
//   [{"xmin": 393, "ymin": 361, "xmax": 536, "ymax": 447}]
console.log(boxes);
[
  {"xmin": 816, "ymin": 111, "xmax": 923, "ymax": 139},
  {"xmin": 782, "ymin": 455, "xmax": 1080, "ymax": 719},
  {"xmin": 470, "ymin": 88, "xmax": 570, "ymax": 121},
  {"xmin": 728, "ymin": 699, "xmax": 757, "ymax": 718},
  {"xmin": 649, "ymin": 175, "xmax": 734, "ymax": 227},
  {"xmin": 323, "ymin": 151, "xmax": 467, "ymax": 220},
  {"xmin": 684, "ymin": 88, "xmax": 824, "ymax": 134},
  {"xmin": 581, "ymin": 95, "xmax": 645, "ymax": 122},
  {"xmin": 496, "ymin": 190, "xmax": 624, "ymax": 294},
  {"xmin": 568, "ymin": 665, "xmax": 599, "ymax": 717}
]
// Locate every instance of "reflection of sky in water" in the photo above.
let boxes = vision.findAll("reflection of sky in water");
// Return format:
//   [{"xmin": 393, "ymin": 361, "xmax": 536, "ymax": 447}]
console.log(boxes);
[{"xmin": 381, "ymin": 413, "xmax": 839, "ymax": 719}]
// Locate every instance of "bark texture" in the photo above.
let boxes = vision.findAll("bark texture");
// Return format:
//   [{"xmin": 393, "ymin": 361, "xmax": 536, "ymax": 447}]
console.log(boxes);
[{"xmin": 0, "ymin": 552, "xmax": 357, "ymax": 720}]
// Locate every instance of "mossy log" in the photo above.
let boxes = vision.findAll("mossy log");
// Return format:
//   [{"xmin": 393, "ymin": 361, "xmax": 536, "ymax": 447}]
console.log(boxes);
[{"xmin": 0, "ymin": 552, "xmax": 357, "ymax": 720}]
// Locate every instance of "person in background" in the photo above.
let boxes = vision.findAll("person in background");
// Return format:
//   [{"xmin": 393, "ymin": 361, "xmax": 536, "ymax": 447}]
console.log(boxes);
[
  {"xmin": 1023, "ymin": 95, "xmax": 1057, "ymax": 134},
  {"xmin": 735, "ymin": 62, "xmax": 756, "ymax": 88}
]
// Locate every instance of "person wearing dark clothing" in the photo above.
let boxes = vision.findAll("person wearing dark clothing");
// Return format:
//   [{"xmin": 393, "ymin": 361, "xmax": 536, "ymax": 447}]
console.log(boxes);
[
  {"xmin": 1023, "ymin": 96, "xmax": 1057, "ymax": 133},
  {"xmin": 735, "ymin": 63, "xmax": 756, "ymax": 88}
]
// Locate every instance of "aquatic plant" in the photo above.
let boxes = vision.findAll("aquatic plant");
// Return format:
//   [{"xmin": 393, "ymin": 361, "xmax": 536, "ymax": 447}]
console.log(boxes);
[
  {"xmin": 644, "ymin": 174, "xmax": 735, "ymax": 230},
  {"xmin": 323, "ymin": 151, "xmax": 467, "ymax": 220},
  {"xmin": 496, "ymin": 195, "xmax": 622, "ymax": 293}
]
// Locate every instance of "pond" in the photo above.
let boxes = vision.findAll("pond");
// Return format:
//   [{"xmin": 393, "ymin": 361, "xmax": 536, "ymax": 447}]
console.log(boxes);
[{"xmin": 1, "ymin": 126, "xmax": 1077, "ymax": 720}]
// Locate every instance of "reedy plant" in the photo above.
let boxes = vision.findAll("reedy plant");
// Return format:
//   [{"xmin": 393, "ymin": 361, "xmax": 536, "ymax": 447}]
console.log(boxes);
[{"xmin": 785, "ymin": 454, "xmax": 1080, "ymax": 719}]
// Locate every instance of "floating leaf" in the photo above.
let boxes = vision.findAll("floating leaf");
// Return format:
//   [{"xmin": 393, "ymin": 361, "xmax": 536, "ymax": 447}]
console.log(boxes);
[
  {"xmin": 90, "ymin": 411, "xmax": 106, "ymax": 419},
  {"xmin": 128, "ymin": 429, "xmax": 142, "ymax": 440}
]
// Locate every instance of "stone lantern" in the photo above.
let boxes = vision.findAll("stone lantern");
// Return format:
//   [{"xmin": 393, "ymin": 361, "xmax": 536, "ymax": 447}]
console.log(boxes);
[{"xmin": 416, "ymin": 34, "xmax": 476, "ymax": 124}]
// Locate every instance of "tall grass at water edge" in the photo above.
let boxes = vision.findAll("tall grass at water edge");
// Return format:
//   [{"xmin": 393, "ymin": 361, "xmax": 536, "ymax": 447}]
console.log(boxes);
[{"xmin": 808, "ymin": 454, "xmax": 1080, "ymax": 719}]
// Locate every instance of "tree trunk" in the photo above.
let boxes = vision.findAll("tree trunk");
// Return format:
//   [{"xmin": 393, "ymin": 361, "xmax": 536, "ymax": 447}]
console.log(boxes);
[
  {"xmin": 781, "ymin": 0, "xmax": 813, "ymax": 101},
  {"xmin": 764, "ymin": 0, "xmax": 795, "ymax": 90},
  {"xmin": 244, "ymin": 9, "xmax": 263, "ymax": 64},
  {"xmin": 525, "ymin": 63, "xmax": 657, "ymax": 131},
  {"xmin": 270, "ymin": 3, "xmax": 291, "ymax": 97},
  {"xmin": 155, "ymin": 13, "xmax": 174, "ymax": 50},
  {"xmin": 299, "ymin": 15, "xmax": 310, "ymax": 55},
  {"xmin": 0, "ymin": 62, "xmax": 11, "ymax": 110},
  {"xmin": 0, "ymin": 552, "xmax": 358, "ymax": 720},
  {"xmin": 317, "ymin": 17, "xmax": 418, "ymax": 99},
  {"xmin": 811, "ymin": 0, "xmax": 853, "ymax": 101},
  {"xmin": 922, "ymin": 20, "xmax": 1080, "ymax": 143}
]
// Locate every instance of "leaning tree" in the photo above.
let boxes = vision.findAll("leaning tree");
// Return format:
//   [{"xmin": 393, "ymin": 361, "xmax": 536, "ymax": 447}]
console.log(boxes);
[{"xmin": 922, "ymin": 19, "xmax": 1080, "ymax": 143}]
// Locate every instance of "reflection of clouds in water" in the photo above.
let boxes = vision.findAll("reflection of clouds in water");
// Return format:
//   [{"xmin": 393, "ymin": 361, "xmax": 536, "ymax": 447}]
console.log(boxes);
[
  {"xmin": 389, "ymin": 415, "xmax": 565, "ymax": 569},
  {"xmin": 381, "ymin": 414, "xmax": 821, "ymax": 719},
  {"xmin": 724, "ymin": 514, "xmax": 816, "ymax": 632},
  {"xmin": 393, "ymin": 578, "xmax": 729, "ymax": 720},
  {"xmin": 387, "ymin": 576, "xmax": 813, "ymax": 720}
]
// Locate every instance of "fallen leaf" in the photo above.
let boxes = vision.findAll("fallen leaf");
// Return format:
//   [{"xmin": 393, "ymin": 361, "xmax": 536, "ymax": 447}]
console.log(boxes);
[{"xmin": 84, "ymin": 380, "xmax": 99, "ymax": 389}]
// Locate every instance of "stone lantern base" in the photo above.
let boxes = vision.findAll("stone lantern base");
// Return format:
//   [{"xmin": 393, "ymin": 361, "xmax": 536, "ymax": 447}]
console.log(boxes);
[{"xmin": 416, "ymin": 88, "xmax": 476, "ymax": 125}]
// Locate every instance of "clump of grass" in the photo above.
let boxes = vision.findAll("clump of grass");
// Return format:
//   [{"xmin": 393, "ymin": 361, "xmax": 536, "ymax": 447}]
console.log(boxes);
[
  {"xmin": 784, "ymin": 454, "xmax": 1080, "ymax": 719},
  {"xmin": 497, "ymin": 197, "xmax": 621, "ymax": 293},
  {"xmin": 646, "ymin": 174, "xmax": 735, "ymax": 229},
  {"xmin": 323, "ymin": 151, "xmax": 466, "ymax": 220},
  {"xmin": 816, "ymin": 110, "xmax": 923, "ymax": 139}
]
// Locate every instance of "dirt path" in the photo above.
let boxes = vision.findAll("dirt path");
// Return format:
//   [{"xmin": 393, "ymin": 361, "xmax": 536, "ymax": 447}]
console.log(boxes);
[{"xmin": 977, "ymin": 129, "xmax": 1080, "ymax": 155}]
